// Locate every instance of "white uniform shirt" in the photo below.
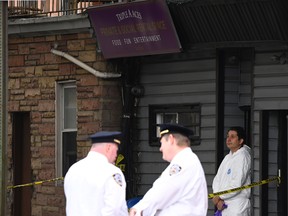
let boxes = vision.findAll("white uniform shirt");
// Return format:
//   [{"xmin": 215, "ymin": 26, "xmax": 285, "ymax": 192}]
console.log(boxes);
[
  {"xmin": 64, "ymin": 151, "xmax": 128, "ymax": 216},
  {"xmin": 132, "ymin": 147, "xmax": 208, "ymax": 216},
  {"xmin": 212, "ymin": 145, "xmax": 251, "ymax": 216}
]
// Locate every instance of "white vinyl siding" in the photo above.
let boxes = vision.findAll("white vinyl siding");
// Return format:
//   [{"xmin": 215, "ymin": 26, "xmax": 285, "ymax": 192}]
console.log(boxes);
[
  {"xmin": 134, "ymin": 56, "xmax": 217, "ymax": 214},
  {"xmin": 252, "ymin": 49, "xmax": 288, "ymax": 215}
]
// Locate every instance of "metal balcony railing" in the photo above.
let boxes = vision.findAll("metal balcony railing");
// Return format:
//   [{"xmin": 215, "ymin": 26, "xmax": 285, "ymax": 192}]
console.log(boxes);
[{"xmin": 8, "ymin": 0, "xmax": 112, "ymax": 18}]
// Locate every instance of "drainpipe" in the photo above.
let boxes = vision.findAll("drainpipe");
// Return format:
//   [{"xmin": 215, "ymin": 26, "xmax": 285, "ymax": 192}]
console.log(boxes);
[
  {"xmin": 50, "ymin": 48, "xmax": 121, "ymax": 79},
  {"xmin": 1, "ymin": 3, "xmax": 8, "ymax": 215},
  {"xmin": 119, "ymin": 58, "xmax": 143, "ymax": 199}
]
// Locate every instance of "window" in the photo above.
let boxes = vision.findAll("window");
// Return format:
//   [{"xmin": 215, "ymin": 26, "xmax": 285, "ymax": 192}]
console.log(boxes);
[
  {"xmin": 149, "ymin": 104, "xmax": 201, "ymax": 146},
  {"xmin": 56, "ymin": 81, "xmax": 77, "ymax": 178}
]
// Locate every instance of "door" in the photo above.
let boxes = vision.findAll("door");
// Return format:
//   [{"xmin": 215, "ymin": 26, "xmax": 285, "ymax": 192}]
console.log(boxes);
[
  {"xmin": 12, "ymin": 112, "xmax": 32, "ymax": 216},
  {"xmin": 261, "ymin": 110, "xmax": 287, "ymax": 216},
  {"xmin": 277, "ymin": 111, "xmax": 288, "ymax": 216}
]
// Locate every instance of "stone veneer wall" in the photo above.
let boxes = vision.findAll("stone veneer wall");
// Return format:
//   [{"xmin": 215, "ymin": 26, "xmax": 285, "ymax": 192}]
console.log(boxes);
[{"xmin": 7, "ymin": 32, "xmax": 122, "ymax": 215}]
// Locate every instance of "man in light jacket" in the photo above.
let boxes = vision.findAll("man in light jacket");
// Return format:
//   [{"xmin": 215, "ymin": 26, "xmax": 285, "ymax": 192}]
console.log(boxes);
[{"xmin": 212, "ymin": 126, "xmax": 251, "ymax": 216}]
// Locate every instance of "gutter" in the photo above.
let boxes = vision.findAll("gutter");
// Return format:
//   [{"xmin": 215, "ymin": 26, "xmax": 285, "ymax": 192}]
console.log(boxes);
[
  {"xmin": 8, "ymin": 14, "xmax": 91, "ymax": 37},
  {"xmin": 50, "ymin": 48, "xmax": 121, "ymax": 79}
]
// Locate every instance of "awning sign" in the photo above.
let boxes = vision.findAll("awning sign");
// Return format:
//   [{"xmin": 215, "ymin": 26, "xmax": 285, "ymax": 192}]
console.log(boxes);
[{"xmin": 87, "ymin": 0, "xmax": 182, "ymax": 59}]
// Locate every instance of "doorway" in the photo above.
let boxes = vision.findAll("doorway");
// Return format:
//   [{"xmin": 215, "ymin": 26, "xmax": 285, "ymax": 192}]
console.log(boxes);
[
  {"xmin": 261, "ymin": 110, "xmax": 287, "ymax": 216},
  {"xmin": 12, "ymin": 112, "xmax": 32, "ymax": 216}
]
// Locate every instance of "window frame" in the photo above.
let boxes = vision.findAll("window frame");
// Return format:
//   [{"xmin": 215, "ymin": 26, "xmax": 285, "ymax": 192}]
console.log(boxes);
[
  {"xmin": 55, "ymin": 80, "xmax": 77, "ymax": 179},
  {"xmin": 149, "ymin": 104, "xmax": 201, "ymax": 146}
]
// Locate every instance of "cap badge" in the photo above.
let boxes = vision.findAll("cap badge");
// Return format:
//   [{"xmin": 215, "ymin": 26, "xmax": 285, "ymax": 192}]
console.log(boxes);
[
  {"xmin": 160, "ymin": 129, "xmax": 169, "ymax": 136},
  {"xmin": 114, "ymin": 139, "xmax": 121, "ymax": 144}
]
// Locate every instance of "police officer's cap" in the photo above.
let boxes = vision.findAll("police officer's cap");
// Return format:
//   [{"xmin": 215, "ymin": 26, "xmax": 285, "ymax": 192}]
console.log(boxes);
[
  {"xmin": 159, "ymin": 123, "xmax": 194, "ymax": 138},
  {"xmin": 89, "ymin": 131, "xmax": 122, "ymax": 145}
]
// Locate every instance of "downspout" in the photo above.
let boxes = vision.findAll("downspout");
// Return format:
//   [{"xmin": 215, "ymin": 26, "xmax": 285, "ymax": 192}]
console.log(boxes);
[
  {"xmin": 1, "ymin": 3, "xmax": 8, "ymax": 215},
  {"xmin": 50, "ymin": 48, "xmax": 121, "ymax": 79},
  {"xmin": 119, "ymin": 58, "xmax": 143, "ymax": 199}
]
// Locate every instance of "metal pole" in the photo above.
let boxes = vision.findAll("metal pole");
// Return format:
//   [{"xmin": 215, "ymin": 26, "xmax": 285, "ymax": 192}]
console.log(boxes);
[{"xmin": 0, "ymin": 2, "xmax": 8, "ymax": 215}]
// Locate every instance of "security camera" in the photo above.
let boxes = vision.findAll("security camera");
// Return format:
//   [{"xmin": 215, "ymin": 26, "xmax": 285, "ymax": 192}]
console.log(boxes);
[{"xmin": 131, "ymin": 85, "xmax": 144, "ymax": 97}]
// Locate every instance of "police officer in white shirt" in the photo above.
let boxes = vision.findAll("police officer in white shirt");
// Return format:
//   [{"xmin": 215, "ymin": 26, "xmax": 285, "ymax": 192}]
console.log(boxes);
[
  {"xmin": 129, "ymin": 124, "xmax": 208, "ymax": 216},
  {"xmin": 64, "ymin": 131, "xmax": 128, "ymax": 216}
]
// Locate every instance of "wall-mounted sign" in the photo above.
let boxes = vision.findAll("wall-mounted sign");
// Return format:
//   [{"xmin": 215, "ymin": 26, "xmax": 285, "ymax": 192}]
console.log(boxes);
[{"xmin": 87, "ymin": 0, "xmax": 182, "ymax": 59}]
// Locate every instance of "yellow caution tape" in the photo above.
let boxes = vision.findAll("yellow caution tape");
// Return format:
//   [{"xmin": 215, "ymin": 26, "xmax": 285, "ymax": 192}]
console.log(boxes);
[
  {"xmin": 7, "ymin": 155, "xmax": 127, "ymax": 189},
  {"xmin": 116, "ymin": 154, "xmax": 126, "ymax": 172},
  {"xmin": 7, "ymin": 177, "xmax": 64, "ymax": 190},
  {"xmin": 208, "ymin": 176, "xmax": 281, "ymax": 199},
  {"xmin": 7, "ymin": 174, "xmax": 280, "ymax": 198},
  {"xmin": 116, "ymin": 154, "xmax": 124, "ymax": 165}
]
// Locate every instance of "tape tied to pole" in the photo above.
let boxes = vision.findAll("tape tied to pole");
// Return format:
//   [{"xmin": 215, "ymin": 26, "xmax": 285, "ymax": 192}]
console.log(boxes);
[
  {"xmin": 208, "ymin": 176, "xmax": 281, "ymax": 199},
  {"xmin": 7, "ymin": 177, "xmax": 64, "ymax": 190},
  {"xmin": 7, "ymin": 175, "xmax": 280, "ymax": 196}
]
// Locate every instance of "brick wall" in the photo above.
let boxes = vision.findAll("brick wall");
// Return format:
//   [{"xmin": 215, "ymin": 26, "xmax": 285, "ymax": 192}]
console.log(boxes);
[{"xmin": 7, "ymin": 32, "xmax": 122, "ymax": 216}]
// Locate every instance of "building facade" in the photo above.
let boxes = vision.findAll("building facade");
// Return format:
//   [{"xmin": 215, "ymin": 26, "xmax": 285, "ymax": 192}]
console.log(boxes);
[
  {"xmin": 6, "ymin": 0, "xmax": 288, "ymax": 215},
  {"xmin": 7, "ymin": 13, "xmax": 123, "ymax": 215}
]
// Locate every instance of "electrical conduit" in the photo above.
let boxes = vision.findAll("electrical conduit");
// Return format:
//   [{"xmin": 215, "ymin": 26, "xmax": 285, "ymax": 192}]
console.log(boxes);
[{"xmin": 50, "ymin": 48, "xmax": 121, "ymax": 79}]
